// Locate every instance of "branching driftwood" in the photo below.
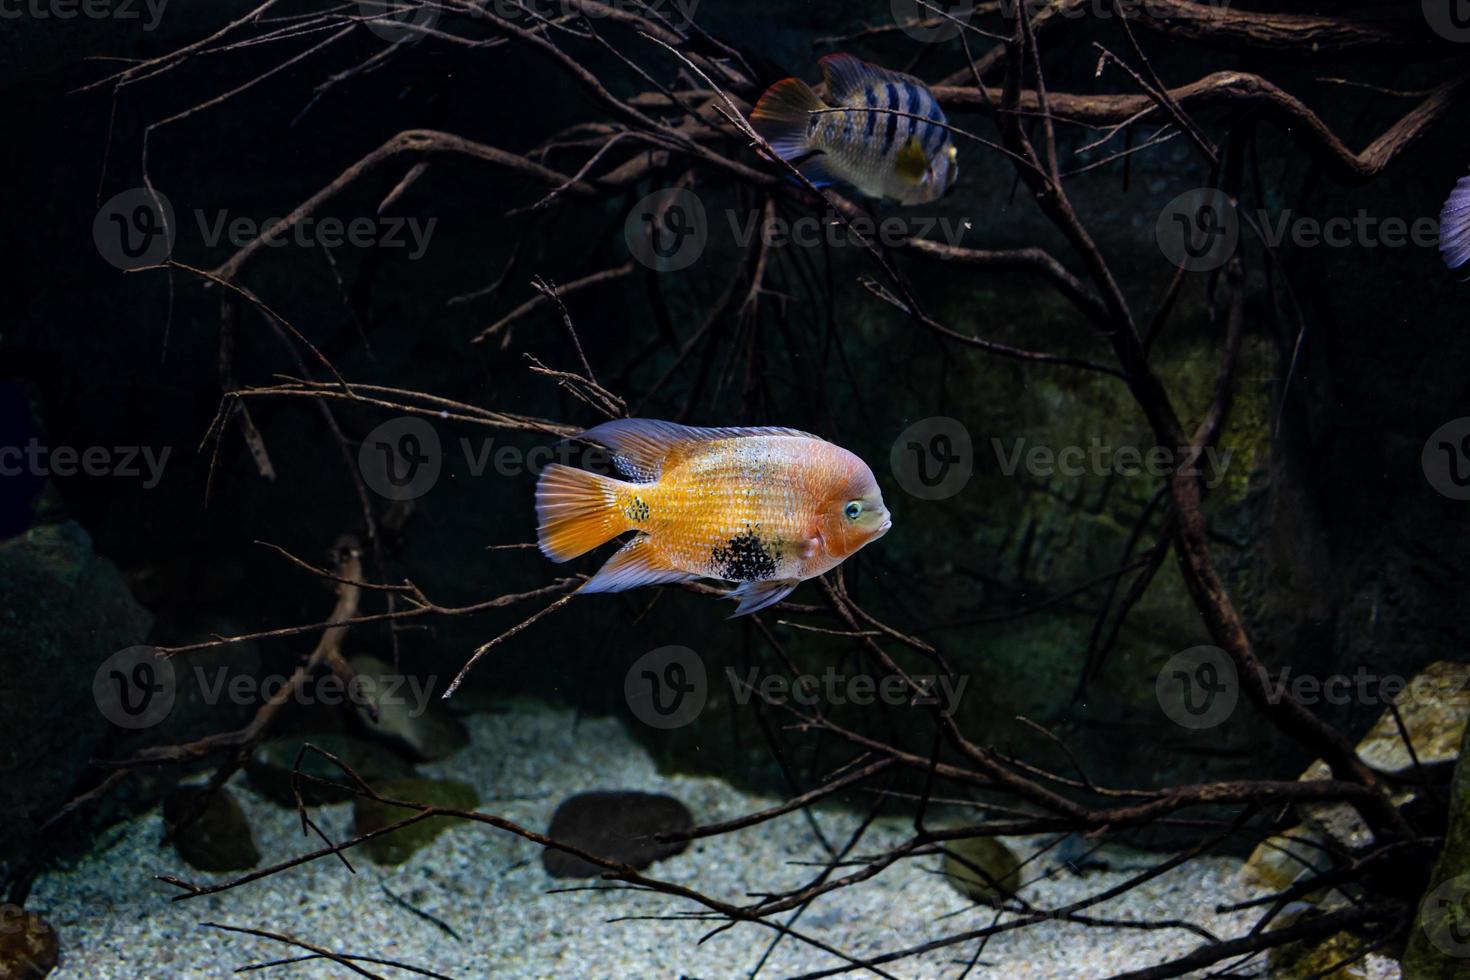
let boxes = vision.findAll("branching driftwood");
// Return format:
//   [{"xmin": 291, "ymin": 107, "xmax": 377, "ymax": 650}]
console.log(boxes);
[{"xmin": 28, "ymin": 0, "xmax": 1468, "ymax": 976}]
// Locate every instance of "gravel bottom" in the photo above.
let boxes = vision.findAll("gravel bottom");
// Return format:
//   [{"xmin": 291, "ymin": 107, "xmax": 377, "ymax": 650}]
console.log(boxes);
[{"xmin": 32, "ymin": 702, "xmax": 1403, "ymax": 979}]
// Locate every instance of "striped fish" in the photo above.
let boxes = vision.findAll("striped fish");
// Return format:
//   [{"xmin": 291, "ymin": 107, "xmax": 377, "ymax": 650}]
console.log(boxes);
[
  {"xmin": 749, "ymin": 53, "xmax": 958, "ymax": 206},
  {"xmin": 1442, "ymin": 173, "xmax": 1470, "ymax": 269},
  {"xmin": 535, "ymin": 419, "xmax": 892, "ymax": 616}
]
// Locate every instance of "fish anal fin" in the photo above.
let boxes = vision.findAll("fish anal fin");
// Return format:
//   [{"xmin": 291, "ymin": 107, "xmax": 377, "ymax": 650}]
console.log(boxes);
[
  {"xmin": 728, "ymin": 580, "xmax": 801, "ymax": 618},
  {"xmin": 580, "ymin": 535, "xmax": 692, "ymax": 595}
]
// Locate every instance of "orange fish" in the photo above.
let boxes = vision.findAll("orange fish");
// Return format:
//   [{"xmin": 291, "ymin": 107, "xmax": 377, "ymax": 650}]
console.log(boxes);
[{"xmin": 535, "ymin": 419, "xmax": 892, "ymax": 615}]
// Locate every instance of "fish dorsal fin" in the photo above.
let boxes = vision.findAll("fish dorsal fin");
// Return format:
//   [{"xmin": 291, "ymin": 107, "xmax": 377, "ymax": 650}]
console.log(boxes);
[
  {"xmin": 817, "ymin": 53, "xmax": 895, "ymax": 103},
  {"xmin": 576, "ymin": 418, "xmax": 821, "ymax": 483},
  {"xmin": 895, "ymin": 135, "xmax": 929, "ymax": 183}
]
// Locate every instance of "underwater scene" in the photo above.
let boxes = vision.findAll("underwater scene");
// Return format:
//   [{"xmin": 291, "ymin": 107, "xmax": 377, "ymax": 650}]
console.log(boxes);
[{"xmin": 4, "ymin": 0, "xmax": 1470, "ymax": 977}]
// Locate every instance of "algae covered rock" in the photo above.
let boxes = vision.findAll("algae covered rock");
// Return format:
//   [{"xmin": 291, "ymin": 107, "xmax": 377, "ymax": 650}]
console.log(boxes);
[
  {"xmin": 0, "ymin": 520, "xmax": 152, "ymax": 870},
  {"xmin": 246, "ymin": 733, "xmax": 416, "ymax": 806},
  {"xmin": 1267, "ymin": 928, "xmax": 1373, "ymax": 979},
  {"xmin": 353, "ymin": 777, "xmax": 480, "ymax": 866},
  {"xmin": 348, "ymin": 655, "xmax": 469, "ymax": 761},
  {"xmin": 1404, "ymin": 715, "xmax": 1470, "ymax": 978},
  {"xmin": 542, "ymin": 791, "xmax": 693, "ymax": 878},
  {"xmin": 942, "ymin": 835, "xmax": 1022, "ymax": 902},
  {"xmin": 0, "ymin": 906, "xmax": 59, "ymax": 980},
  {"xmin": 162, "ymin": 787, "xmax": 260, "ymax": 872}
]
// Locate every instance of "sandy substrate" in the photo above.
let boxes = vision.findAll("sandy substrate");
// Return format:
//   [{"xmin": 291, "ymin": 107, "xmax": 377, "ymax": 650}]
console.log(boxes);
[{"xmin": 31, "ymin": 702, "xmax": 1402, "ymax": 978}]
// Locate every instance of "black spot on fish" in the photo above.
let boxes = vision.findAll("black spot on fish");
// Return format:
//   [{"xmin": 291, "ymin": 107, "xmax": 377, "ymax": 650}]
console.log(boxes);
[
  {"xmin": 710, "ymin": 527, "xmax": 777, "ymax": 582},
  {"xmin": 864, "ymin": 85, "xmax": 878, "ymax": 138},
  {"xmin": 625, "ymin": 497, "xmax": 650, "ymax": 523}
]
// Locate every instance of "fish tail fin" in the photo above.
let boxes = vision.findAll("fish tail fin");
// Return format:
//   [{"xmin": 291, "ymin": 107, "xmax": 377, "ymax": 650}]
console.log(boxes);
[
  {"xmin": 750, "ymin": 78, "xmax": 832, "ymax": 184},
  {"xmin": 535, "ymin": 464, "xmax": 629, "ymax": 562},
  {"xmin": 1441, "ymin": 175, "xmax": 1470, "ymax": 270}
]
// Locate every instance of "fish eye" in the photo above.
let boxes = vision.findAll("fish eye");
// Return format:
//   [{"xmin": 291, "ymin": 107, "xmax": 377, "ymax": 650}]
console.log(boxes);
[{"xmin": 844, "ymin": 500, "xmax": 863, "ymax": 521}]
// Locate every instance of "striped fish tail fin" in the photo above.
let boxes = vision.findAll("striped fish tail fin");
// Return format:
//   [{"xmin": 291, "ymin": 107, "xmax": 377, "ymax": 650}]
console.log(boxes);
[
  {"xmin": 749, "ymin": 77, "xmax": 834, "ymax": 186},
  {"xmin": 1442, "ymin": 175, "xmax": 1470, "ymax": 270},
  {"xmin": 535, "ymin": 464, "xmax": 630, "ymax": 562}
]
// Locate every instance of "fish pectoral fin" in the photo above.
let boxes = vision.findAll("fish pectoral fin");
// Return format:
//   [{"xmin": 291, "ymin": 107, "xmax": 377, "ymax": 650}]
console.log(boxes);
[
  {"xmin": 579, "ymin": 536, "xmax": 693, "ymax": 595},
  {"xmin": 798, "ymin": 536, "xmax": 821, "ymax": 561},
  {"xmin": 894, "ymin": 136, "xmax": 929, "ymax": 184},
  {"xmin": 727, "ymin": 579, "xmax": 801, "ymax": 618}
]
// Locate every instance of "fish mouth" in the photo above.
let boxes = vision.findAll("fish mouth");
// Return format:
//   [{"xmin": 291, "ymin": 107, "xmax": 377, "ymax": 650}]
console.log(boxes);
[{"xmin": 875, "ymin": 517, "xmax": 893, "ymax": 538}]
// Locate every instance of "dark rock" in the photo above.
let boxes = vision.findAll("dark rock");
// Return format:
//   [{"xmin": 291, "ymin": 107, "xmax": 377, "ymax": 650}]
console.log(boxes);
[
  {"xmin": 542, "ymin": 791, "xmax": 693, "ymax": 878},
  {"xmin": 353, "ymin": 777, "xmax": 479, "ymax": 866},
  {"xmin": 245, "ymin": 733, "xmax": 416, "ymax": 807},
  {"xmin": 162, "ymin": 787, "xmax": 260, "ymax": 872},
  {"xmin": 942, "ymin": 835, "xmax": 1022, "ymax": 902},
  {"xmin": 0, "ymin": 906, "xmax": 59, "ymax": 980},
  {"xmin": 0, "ymin": 521, "xmax": 152, "ymax": 872},
  {"xmin": 349, "ymin": 655, "xmax": 469, "ymax": 761}
]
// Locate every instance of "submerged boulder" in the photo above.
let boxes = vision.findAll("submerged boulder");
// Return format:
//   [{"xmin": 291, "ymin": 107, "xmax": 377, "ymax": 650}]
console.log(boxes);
[
  {"xmin": 1298, "ymin": 661, "xmax": 1470, "ymax": 852},
  {"xmin": 348, "ymin": 655, "xmax": 469, "ymax": 761},
  {"xmin": 0, "ymin": 906, "xmax": 59, "ymax": 979},
  {"xmin": 353, "ymin": 777, "xmax": 479, "ymax": 866},
  {"xmin": 162, "ymin": 786, "xmax": 260, "ymax": 872},
  {"xmin": 942, "ymin": 835, "xmax": 1022, "ymax": 902},
  {"xmin": 0, "ymin": 520, "xmax": 152, "ymax": 871},
  {"xmin": 542, "ymin": 791, "xmax": 693, "ymax": 878}
]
